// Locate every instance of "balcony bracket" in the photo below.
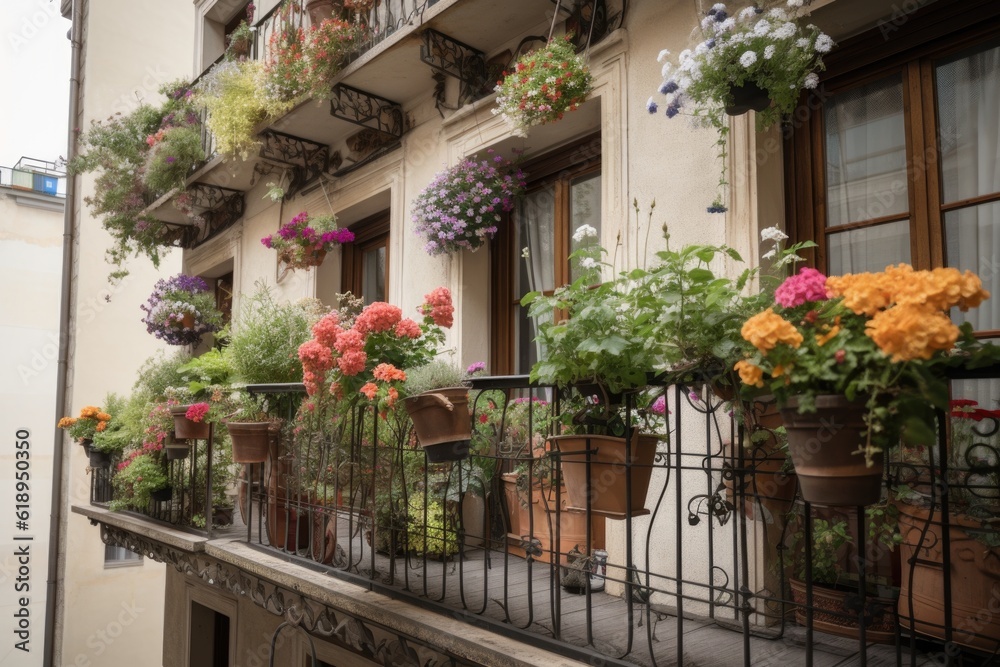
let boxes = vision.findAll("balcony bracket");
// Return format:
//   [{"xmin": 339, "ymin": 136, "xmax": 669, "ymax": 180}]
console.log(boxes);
[
  {"xmin": 420, "ymin": 29, "xmax": 490, "ymax": 104},
  {"xmin": 258, "ymin": 130, "xmax": 329, "ymax": 200},
  {"xmin": 159, "ymin": 183, "xmax": 245, "ymax": 250},
  {"xmin": 330, "ymin": 84, "xmax": 404, "ymax": 140}
]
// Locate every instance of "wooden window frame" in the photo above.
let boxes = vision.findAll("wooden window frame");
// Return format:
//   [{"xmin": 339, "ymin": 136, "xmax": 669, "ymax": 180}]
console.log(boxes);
[
  {"xmin": 490, "ymin": 134, "xmax": 601, "ymax": 374},
  {"xmin": 785, "ymin": 0, "xmax": 1000, "ymax": 276},
  {"xmin": 341, "ymin": 210, "xmax": 390, "ymax": 303}
]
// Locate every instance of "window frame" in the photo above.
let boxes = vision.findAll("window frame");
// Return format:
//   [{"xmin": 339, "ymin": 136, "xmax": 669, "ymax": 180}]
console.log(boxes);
[
  {"xmin": 786, "ymin": 0, "xmax": 1000, "ymax": 336},
  {"xmin": 341, "ymin": 210, "xmax": 390, "ymax": 304},
  {"xmin": 490, "ymin": 134, "xmax": 601, "ymax": 374}
]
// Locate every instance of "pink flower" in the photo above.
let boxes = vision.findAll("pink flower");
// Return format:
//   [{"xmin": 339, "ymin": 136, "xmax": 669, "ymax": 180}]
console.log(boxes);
[
  {"xmin": 649, "ymin": 396, "xmax": 668, "ymax": 416},
  {"xmin": 338, "ymin": 350, "xmax": 367, "ymax": 376},
  {"xmin": 185, "ymin": 403, "xmax": 210, "ymax": 423},
  {"xmin": 354, "ymin": 302, "xmax": 402, "ymax": 334},
  {"xmin": 421, "ymin": 287, "xmax": 454, "ymax": 328},
  {"xmin": 312, "ymin": 313, "xmax": 342, "ymax": 347},
  {"xmin": 394, "ymin": 318, "xmax": 421, "ymax": 339},
  {"xmin": 775, "ymin": 267, "xmax": 829, "ymax": 308}
]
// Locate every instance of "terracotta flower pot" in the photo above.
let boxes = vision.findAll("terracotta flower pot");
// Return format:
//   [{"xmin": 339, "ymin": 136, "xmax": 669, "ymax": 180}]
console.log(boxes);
[
  {"xmin": 790, "ymin": 578, "xmax": 897, "ymax": 643},
  {"xmin": 403, "ymin": 387, "xmax": 471, "ymax": 462},
  {"xmin": 550, "ymin": 432, "xmax": 659, "ymax": 519},
  {"xmin": 170, "ymin": 404, "xmax": 211, "ymax": 440},
  {"xmin": 897, "ymin": 503, "xmax": 1000, "ymax": 651},
  {"xmin": 225, "ymin": 421, "xmax": 272, "ymax": 463},
  {"xmin": 780, "ymin": 395, "xmax": 883, "ymax": 507}
]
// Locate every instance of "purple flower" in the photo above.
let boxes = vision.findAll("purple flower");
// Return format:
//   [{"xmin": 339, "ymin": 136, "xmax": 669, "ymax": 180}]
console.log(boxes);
[
  {"xmin": 650, "ymin": 395, "xmax": 668, "ymax": 415},
  {"xmin": 660, "ymin": 80, "xmax": 679, "ymax": 95},
  {"xmin": 665, "ymin": 102, "xmax": 681, "ymax": 118},
  {"xmin": 466, "ymin": 361, "xmax": 486, "ymax": 375},
  {"xmin": 646, "ymin": 97, "xmax": 658, "ymax": 114},
  {"xmin": 165, "ymin": 156, "xmax": 176, "ymax": 164}
]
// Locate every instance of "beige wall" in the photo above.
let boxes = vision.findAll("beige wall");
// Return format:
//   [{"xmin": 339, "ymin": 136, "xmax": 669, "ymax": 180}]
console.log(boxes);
[
  {"xmin": 0, "ymin": 189, "xmax": 63, "ymax": 667},
  {"xmin": 58, "ymin": 0, "xmax": 195, "ymax": 665}
]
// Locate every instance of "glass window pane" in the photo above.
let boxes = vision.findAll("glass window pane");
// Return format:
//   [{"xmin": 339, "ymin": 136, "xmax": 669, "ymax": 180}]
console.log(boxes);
[
  {"xmin": 827, "ymin": 220, "xmax": 911, "ymax": 275},
  {"xmin": 362, "ymin": 245, "xmax": 385, "ymax": 304},
  {"xmin": 824, "ymin": 75, "xmax": 908, "ymax": 227},
  {"xmin": 936, "ymin": 41, "xmax": 1000, "ymax": 204},
  {"xmin": 945, "ymin": 201, "xmax": 1000, "ymax": 331},
  {"xmin": 516, "ymin": 186, "xmax": 556, "ymax": 296},
  {"xmin": 569, "ymin": 172, "xmax": 601, "ymax": 282}
]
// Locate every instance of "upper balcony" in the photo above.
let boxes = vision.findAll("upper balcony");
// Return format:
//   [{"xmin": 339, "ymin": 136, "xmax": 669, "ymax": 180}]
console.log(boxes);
[
  {"xmin": 141, "ymin": 0, "xmax": 622, "ymax": 246},
  {"xmin": 75, "ymin": 366, "xmax": 1000, "ymax": 666}
]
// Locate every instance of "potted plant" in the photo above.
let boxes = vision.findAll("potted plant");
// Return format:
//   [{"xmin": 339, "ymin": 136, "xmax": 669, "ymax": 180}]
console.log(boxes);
[
  {"xmin": 140, "ymin": 274, "xmax": 224, "ymax": 347},
  {"xmin": 893, "ymin": 398, "xmax": 1000, "ymax": 651},
  {"xmin": 58, "ymin": 405, "xmax": 112, "ymax": 461},
  {"xmin": 261, "ymin": 210, "xmax": 355, "ymax": 271},
  {"xmin": 401, "ymin": 361, "xmax": 472, "ymax": 463},
  {"xmin": 411, "ymin": 149, "xmax": 525, "ymax": 256},
  {"xmin": 493, "ymin": 35, "xmax": 593, "ymax": 134},
  {"xmin": 224, "ymin": 392, "xmax": 281, "ymax": 464},
  {"xmin": 143, "ymin": 124, "xmax": 204, "ymax": 196},
  {"xmin": 87, "ymin": 393, "xmax": 140, "ymax": 468},
  {"xmin": 735, "ymin": 264, "xmax": 996, "ymax": 506},
  {"xmin": 300, "ymin": 18, "xmax": 364, "ymax": 99},
  {"xmin": 787, "ymin": 503, "xmax": 901, "ymax": 642},
  {"xmin": 650, "ymin": 1, "xmax": 833, "ymax": 213},
  {"xmin": 111, "ymin": 451, "xmax": 171, "ymax": 511},
  {"xmin": 226, "ymin": 19, "xmax": 255, "ymax": 60}
]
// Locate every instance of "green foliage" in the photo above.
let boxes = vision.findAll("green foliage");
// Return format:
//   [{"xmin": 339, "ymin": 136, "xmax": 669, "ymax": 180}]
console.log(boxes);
[
  {"xmin": 143, "ymin": 125, "xmax": 205, "ymax": 194},
  {"xmin": 196, "ymin": 59, "xmax": 294, "ymax": 159},
  {"xmin": 406, "ymin": 494, "xmax": 459, "ymax": 557},
  {"xmin": 177, "ymin": 348, "xmax": 236, "ymax": 397},
  {"xmin": 402, "ymin": 360, "xmax": 469, "ymax": 396},
  {"xmin": 228, "ymin": 283, "xmax": 325, "ymax": 384},
  {"xmin": 111, "ymin": 453, "xmax": 169, "ymax": 511},
  {"xmin": 132, "ymin": 350, "xmax": 192, "ymax": 403},
  {"xmin": 90, "ymin": 392, "xmax": 145, "ymax": 454}
]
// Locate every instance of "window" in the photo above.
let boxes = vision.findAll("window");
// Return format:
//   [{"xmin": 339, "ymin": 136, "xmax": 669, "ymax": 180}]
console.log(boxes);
[
  {"xmin": 104, "ymin": 544, "xmax": 142, "ymax": 568},
  {"xmin": 491, "ymin": 135, "xmax": 601, "ymax": 374},
  {"xmin": 189, "ymin": 602, "xmax": 230, "ymax": 667},
  {"xmin": 214, "ymin": 272, "xmax": 234, "ymax": 326},
  {"xmin": 788, "ymin": 2, "xmax": 1000, "ymax": 336},
  {"xmin": 342, "ymin": 211, "xmax": 389, "ymax": 304}
]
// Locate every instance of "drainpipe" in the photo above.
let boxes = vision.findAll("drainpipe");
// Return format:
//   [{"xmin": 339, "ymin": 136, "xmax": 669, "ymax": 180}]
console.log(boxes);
[{"xmin": 46, "ymin": 0, "xmax": 83, "ymax": 664}]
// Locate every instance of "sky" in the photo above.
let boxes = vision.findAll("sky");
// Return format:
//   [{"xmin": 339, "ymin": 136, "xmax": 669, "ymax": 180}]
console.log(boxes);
[{"xmin": 0, "ymin": 1, "xmax": 72, "ymax": 170}]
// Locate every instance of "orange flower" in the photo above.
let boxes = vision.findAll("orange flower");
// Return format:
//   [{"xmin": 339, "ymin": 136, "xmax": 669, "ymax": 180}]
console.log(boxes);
[
  {"xmin": 867, "ymin": 305, "xmax": 958, "ymax": 361},
  {"xmin": 57, "ymin": 417, "xmax": 77, "ymax": 429},
  {"xmin": 96, "ymin": 412, "xmax": 111, "ymax": 422},
  {"xmin": 387, "ymin": 387, "xmax": 399, "ymax": 408},
  {"xmin": 372, "ymin": 363, "xmax": 406, "ymax": 383},
  {"xmin": 815, "ymin": 317, "xmax": 841, "ymax": 347},
  {"xmin": 734, "ymin": 360, "xmax": 764, "ymax": 388},
  {"xmin": 741, "ymin": 308, "xmax": 803, "ymax": 354},
  {"xmin": 95, "ymin": 421, "xmax": 108, "ymax": 432},
  {"xmin": 360, "ymin": 382, "xmax": 378, "ymax": 400}
]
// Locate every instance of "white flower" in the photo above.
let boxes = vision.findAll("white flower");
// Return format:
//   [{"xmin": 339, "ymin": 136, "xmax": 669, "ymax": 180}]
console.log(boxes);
[
  {"xmin": 739, "ymin": 7, "xmax": 757, "ymax": 21},
  {"xmin": 787, "ymin": 0, "xmax": 803, "ymax": 7},
  {"xmin": 796, "ymin": 37, "xmax": 810, "ymax": 48},
  {"xmin": 764, "ymin": 44, "xmax": 776, "ymax": 59},
  {"xmin": 679, "ymin": 49, "xmax": 692, "ymax": 62},
  {"xmin": 521, "ymin": 247, "xmax": 530, "ymax": 259},
  {"xmin": 803, "ymin": 72, "xmax": 819, "ymax": 89},
  {"xmin": 760, "ymin": 226, "xmax": 788, "ymax": 242},
  {"xmin": 701, "ymin": 16, "xmax": 715, "ymax": 31},
  {"xmin": 768, "ymin": 8, "xmax": 788, "ymax": 22},
  {"xmin": 815, "ymin": 33, "xmax": 834, "ymax": 53},
  {"xmin": 762, "ymin": 248, "xmax": 777, "ymax": 260},
  {"xmin": 715, "ymin": 17, "xmax": 735, "ymax": 33},
  {"xmin": 773, "ymin": 22, "xmax": 797, "ymax": 39},
  {"xmin": 572, "ymin": 224, "xmax": 598, "ymax": 243},
  {"xmin": 712, "ymin": 3, "xmax": 726, "ymax": 11},
  {"xmin": 695, "ymin": 42, "xmax": 710, "ymax": 56},
  {"xmin": 657, "ymin": 49, "xmax": 670, "ymax": 63},
  {"xmin": 739, "ymin": 50, "xmax": 758, "ymax": 68},
  {"xmin": 579, "ymin": 257, "xmax": 598, "ymax": 269},
  {"xmin": 661, "ymin": 62, "xmax": 672, "ymax": 77},
  {"xmin": 753, "ymin": 19, "xmax": 772, "ymax": 36}
]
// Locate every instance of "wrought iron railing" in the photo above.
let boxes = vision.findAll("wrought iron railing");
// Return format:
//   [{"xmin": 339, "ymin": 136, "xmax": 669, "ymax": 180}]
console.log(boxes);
[{"xmin": 89, "ymin": 368, "xmax": 1000, "ymax": 665}]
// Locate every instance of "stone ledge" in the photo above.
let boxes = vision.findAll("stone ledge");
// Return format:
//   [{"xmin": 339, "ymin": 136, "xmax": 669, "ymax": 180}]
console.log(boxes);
[
  {"xmin": 71, "ymin": 504, "xmax": 209, "ymax": 553},
  {"xmin": 206, "ymin": 540, "xmax": 591, "ymax": 667}
]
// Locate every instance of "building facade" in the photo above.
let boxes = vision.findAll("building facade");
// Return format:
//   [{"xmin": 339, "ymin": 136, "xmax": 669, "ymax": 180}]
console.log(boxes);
[{"xmin": 63, "ymin": 0, "xmax": 1000, "ymax": 665}]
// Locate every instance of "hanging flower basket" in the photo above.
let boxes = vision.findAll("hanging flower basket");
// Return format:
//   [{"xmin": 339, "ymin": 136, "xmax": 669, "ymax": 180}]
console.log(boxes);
[
  {"xmin": 140, "ymin": 274, "xmax": 223, "ymax": 346},
  {"xmin": 262, "ymin": 211, "xmax": 354, "ymax": 271},
  {"xmin": 412, "ymin": 150, "xmax": 525, "ymax": 256},
  {"xmin": 494, "ymin": 35, "xmax": 593, "ymax": 133},
  {"xmin": 651, "ymin": 1, "xmax": 834, "ymax": 212}
]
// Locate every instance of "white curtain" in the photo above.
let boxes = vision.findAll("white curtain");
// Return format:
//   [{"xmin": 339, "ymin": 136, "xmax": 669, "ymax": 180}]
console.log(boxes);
[{"xmin": 517, "ymin": 188, "xmax": 556, "ymax": 372}]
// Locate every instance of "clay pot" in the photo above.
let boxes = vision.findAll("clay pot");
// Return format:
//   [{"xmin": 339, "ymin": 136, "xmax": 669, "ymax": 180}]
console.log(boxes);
[
  {"xmin": 550, "ymin": 432, "xmax": 659, "ymax": 519},
  {"xmin": 225, "ymin": 421, "xmax": 272, "ymax": 463},
  {"xmin": 897, "ymin": 503, "xmax": 1000, "ymax": 651},
  {"xmin": 403, "ymin": 387, "xmax": 471, "ymax": 462},
  {"xmin": 170, "ymin": 405, "xmax": 211, "ymax": 440},
  {"xmin": 790, "ymin": 578, "xmax": 897, "ymax": 643},
  {"xmin": 780, "ymin": 395, "xmax": 883, "ymax": 507},
  {"xmin": 503, "ymin": 474, "xmax": 605, "ymax": 564}
]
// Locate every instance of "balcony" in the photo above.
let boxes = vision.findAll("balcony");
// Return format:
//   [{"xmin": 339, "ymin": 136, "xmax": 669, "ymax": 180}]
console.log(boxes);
[
  {"xmin": 78, "ymin": 365, "xmax": 1000, "ymax": 666},
  {"xmin": 140, "ymin": 0, "xmax": 621, "ymax": 243}
]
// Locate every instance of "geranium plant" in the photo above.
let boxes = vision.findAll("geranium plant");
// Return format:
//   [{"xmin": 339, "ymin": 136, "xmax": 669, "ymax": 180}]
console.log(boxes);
[
  {"xmin": 58, "ymin": 405, "xmax": 112, "ymax": 443},
  {"xmin": 412, "ymin": 149, "xmax": 525, "ymax": 256},
  {"xmin": 494, "ymin": 35, "xmax": 592, "ymax": 133},
  {"xmin": 261, "ymin": 211, "xmax": 355, "ymax": 270},
  {"xmin": 650, "ymin": 1, "xmax": 833, "ymax": 212},
  {"xmin": 301, "ymin": 18, "xmax": 364, "ymax": 99},
  {"xmin": 140, "ymin": 274, "xmax": 224, "ymax": 346},
  {"xmin": 734, "ymin": 264, "xmax": 996, "ymax": 464}
]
